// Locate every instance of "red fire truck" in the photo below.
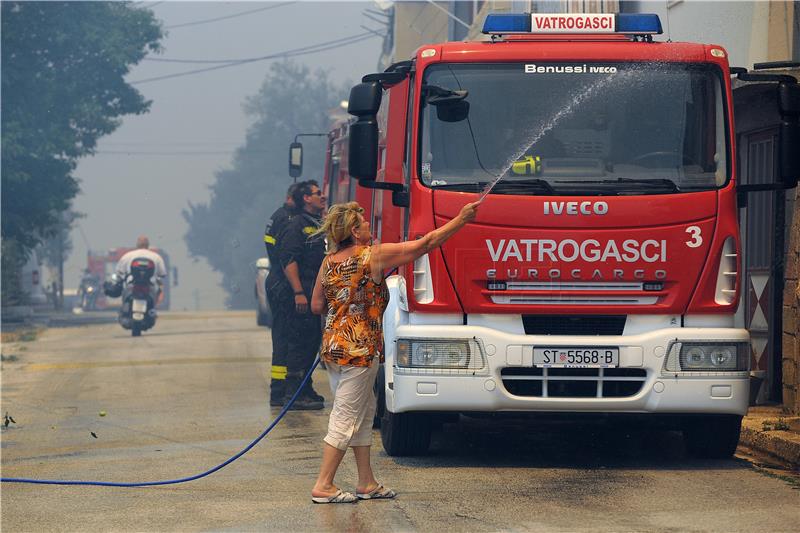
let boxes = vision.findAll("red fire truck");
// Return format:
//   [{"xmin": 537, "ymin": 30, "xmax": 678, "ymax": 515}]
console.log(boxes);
[{"xmin": 301, "ymin": 12, "xmax": 799, "ymax": 458}]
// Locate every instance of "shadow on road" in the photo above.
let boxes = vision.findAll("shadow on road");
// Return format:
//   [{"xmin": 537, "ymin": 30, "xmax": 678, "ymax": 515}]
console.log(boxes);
[
  {"xmin": 110, "ymin": 327, "xmax": 262, "ymax": 339},
  {"xmin": 387, "ymin": 416, "xmax": 749, "ymax": 472}
]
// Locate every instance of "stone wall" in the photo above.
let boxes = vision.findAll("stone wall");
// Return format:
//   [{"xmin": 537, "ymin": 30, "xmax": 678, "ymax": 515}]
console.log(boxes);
[{"xmin": 784, "ymin": 187, "xmax": 800, "ymax": 413}]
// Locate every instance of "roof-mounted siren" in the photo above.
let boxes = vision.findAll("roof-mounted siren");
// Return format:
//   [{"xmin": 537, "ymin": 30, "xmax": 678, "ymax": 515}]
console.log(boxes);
[{"xmin": 482, "ymin": 13, "xmax": 662, "ymax": 41}]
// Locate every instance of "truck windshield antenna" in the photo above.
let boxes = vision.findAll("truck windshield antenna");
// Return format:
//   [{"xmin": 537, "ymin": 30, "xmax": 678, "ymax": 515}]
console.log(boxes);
[{"xmin": 445, "ymin": 66, "xmax": 498, "ymax": 180}]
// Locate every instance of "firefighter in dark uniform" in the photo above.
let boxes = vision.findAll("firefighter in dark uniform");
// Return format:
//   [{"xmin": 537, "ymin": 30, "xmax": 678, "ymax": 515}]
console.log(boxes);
[
  {"xmin": 280, "ymin": 180, "xmax": 327, "ymax": 410},
  {"xmin": 263, "ymin": 182, "xmax": 301, "ymax": 406}
]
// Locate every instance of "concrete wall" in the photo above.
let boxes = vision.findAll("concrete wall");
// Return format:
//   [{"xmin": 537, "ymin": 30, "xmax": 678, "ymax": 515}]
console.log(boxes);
[
  {"xmin": 623, "ymin": 1, "xmax": 757, "ymax": 66},
  {"xmin": 393, "ymin": 1, "xmax": 450, "ymax": 62},
  {"xmin": 767, "ymin": 1, "xmax": 797, "ymax": 62},
  {"xmin": 624, "ymin": 1, "xmax": 796, "ymax": 67}
]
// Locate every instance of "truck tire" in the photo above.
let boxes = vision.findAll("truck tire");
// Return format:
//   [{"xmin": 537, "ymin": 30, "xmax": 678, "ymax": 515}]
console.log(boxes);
[
  {"xmin": 131, "ymin": 325, "xmax": 142, "ymax": 337},
  {"xmin": 380, "ymin": 410, "xmax": 431, "ymax": 456},
  {"xmin": 257, "ymin": 310, "xmax": 269, "ymax": 327},
  {"xmin": 683, "ymin": 415, "xmax": 742, "ymax": 459}
]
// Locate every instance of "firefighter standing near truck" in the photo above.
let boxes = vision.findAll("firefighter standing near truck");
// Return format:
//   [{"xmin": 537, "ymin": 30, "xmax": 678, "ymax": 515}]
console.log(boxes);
[
  {"xmin": 263, "ymin": 182, "xmax": 302, "ymax": 406},
  {"xmin": 279, "ymin": 180, "xmax": 327, "ymax": 410}
]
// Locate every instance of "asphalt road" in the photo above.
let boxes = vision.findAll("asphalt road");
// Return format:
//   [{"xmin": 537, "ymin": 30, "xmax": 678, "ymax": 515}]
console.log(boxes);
[{"xmin": 2, "ymin": 311, "xmax": 798, "ymax": 532}]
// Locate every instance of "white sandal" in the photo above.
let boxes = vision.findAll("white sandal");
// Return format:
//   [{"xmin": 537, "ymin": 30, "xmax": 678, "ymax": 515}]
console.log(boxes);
[
  {"xmin": 356, "ymin": 484, "xmax": 397, "ymax": 500},
  {"xmin": 311, "ymin": 489, "xmax": 358, "ymax": 504}
]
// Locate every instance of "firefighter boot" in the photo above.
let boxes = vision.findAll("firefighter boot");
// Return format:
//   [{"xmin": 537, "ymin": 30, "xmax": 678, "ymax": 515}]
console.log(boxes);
[
  {"xmin": 269, "ymin": 378, "xmax": 286, "ymax": 407},
  {"xmin": 303, "ymin": 380, "xmax": 325, "ymax": 403}
]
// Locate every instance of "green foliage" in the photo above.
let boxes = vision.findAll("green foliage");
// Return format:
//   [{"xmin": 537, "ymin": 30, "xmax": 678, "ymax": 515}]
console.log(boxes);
[
  {"xmin": 1, "ymin": 240, "xmax": 29, "ymax": 307},
  {"xmin": 184, "ymin": 61, "xmax": 347, "ymax": 308},
  {"xmin": 1, "ymin": 1, "xmax": 163, "ymax": 252},
  {"xmin": 40, "ymin": 210, "xmax": 83, "ymax": 271},
  {"xmin": 762, "ymin": 418, "xmax": 791, "ymax": 432}
]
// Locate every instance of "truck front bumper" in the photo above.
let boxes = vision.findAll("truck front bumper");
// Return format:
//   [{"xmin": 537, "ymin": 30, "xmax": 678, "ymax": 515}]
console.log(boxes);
[{"xmin": 385, "ymin": 324, "xmax": 750, "ymax": 417}]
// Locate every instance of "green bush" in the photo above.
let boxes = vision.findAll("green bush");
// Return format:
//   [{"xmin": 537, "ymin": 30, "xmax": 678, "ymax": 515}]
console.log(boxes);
[{"xmin": 1, "ymin": 239, "xmax": 29, "ymax": 307}]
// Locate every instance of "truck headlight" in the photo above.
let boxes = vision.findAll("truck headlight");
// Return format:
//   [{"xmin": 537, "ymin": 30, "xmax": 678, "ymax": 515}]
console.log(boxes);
[
  {"xmin": 709, "ymin": 347, "xmax": 734, "ymax": 367},
  {"xmin": 396, "ymin": 338, "xmax": 486, "ymax": 371},
  {"xmin": 664, "ymin": 341, "xmax": 749, "ymax": 372},
  {"xmin": 684, "ymin": 347, "xmax": 706, "ymax": 368}
]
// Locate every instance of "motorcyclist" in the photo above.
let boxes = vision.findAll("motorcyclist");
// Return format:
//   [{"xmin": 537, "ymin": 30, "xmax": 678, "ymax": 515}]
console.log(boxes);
[
  {"xmin": 264, "ymin": 182, "xmax": 302, "ymax": 407},
  {"xmin": 114, "ymin": 236, "xmax": 167, "ymax": 303},
  {"xmin": 78, "ymin": 269, "xmax": 101, "ymax": 310}
]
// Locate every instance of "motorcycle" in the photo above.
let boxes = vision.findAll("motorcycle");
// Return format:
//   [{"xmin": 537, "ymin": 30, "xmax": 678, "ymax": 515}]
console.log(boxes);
[
  {"xmin": 104, "ymin": 257, "xmax": 158, "ymax": 337},
  {"xmin": 79, "ymin": 276, "xmax": 100, "ymax": 311}
]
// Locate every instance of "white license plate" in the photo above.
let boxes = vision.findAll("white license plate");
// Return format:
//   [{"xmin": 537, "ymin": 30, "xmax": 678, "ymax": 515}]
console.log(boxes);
[
  {"xmin": 534, "ymin": 347, "xmax": 619, "ymax": 368},
  {"xmin": 132, "ymin": 299, "xmax": 147, "ymax": 313}
]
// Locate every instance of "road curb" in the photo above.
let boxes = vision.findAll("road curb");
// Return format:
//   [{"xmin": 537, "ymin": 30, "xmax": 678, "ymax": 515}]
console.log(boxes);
[
  {"xmin": 740, "ymin": 423, "xmax": 800, "ymax": 468},
  {"xmin": 1, "ymin": 306, "xmax": 34, "ymax": 323},
  {"xmin": 44, "ymin": 315, "xmax": 117, "ymax": 328}
]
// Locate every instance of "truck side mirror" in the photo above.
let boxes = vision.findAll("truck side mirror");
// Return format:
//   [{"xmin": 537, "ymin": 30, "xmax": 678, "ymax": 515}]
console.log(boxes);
[
  {"xmin": 349, "ymin": 119, "xmax": 379, "ymax": 180},
  {"xmin": 778, "ymin": 83, "xmax": 800, "ymax": 188},
  {"xmin": 348, "ymin": 81, "xmax": 382, "ymax": 116},
  {"xmin": 348, "ymin": 82, "xmax": 382, "ymax": 181},
  {"xmin": 288, "ymin": 142, "xmax": 303, "ymax": 178}
]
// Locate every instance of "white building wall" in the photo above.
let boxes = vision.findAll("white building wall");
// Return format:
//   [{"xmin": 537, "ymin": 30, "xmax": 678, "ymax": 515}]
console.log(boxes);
[{"xmin": 626, "ymin": 1, "xmax": 763, "ymax": 68}]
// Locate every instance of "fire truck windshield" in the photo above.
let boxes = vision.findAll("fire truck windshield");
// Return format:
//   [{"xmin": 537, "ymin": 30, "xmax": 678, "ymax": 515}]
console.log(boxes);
[{"xmin": 419, "ymin": 62, "xmax": 729, "ymax": 195}]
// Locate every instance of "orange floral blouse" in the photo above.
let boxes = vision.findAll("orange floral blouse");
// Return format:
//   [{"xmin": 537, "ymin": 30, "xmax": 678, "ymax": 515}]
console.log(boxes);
[{"xmin": 320, "ymin": 246, "xmax": 389, "ymax": 367}]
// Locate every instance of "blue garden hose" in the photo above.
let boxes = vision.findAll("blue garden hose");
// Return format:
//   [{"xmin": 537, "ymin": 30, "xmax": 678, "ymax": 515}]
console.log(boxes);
[{"xmin": 1, "ymin": 358, "xmax": 321, "ymax": 487}]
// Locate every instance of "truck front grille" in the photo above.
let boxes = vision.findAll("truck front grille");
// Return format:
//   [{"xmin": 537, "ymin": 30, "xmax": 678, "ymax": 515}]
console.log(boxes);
[
  {"xmin": 491, "ymin": 295, "xmax": 657, "ymax": 305},
  {"xmin": 501, "ymin": 367, "xmax": 647, "ymax": 398},
  {"xmin": 522, "ymin": 315, "xmax": 626, "ymax": 335}
]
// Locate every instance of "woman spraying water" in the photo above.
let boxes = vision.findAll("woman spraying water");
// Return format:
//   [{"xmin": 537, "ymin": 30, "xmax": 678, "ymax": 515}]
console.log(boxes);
[{"xmin": 308, "ymin": 200, "xmax": 479, "ymax": 503}]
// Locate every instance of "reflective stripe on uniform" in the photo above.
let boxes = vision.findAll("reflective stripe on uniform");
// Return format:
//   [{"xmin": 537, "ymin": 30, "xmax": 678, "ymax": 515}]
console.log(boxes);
[
  {"xmin": 302, "ymin": 226, "xmax": 316, "ymax": 235},
  {"xmin": 264, "ymin": 234, "xmax": 276, "ymax": 244},
  {"xmin": 271, "ymin": 364, "xmax": 287, "ymax": 380}
]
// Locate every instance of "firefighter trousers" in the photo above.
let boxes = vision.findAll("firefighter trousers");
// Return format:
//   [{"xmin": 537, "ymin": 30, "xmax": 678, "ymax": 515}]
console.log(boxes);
[
  {"xmin": 266, "ymin": 284, "xmax": 289, "ymax": 401},
  {"xmin": 284, "ymin": 307, "xmax": 322, "ymax": 397}
]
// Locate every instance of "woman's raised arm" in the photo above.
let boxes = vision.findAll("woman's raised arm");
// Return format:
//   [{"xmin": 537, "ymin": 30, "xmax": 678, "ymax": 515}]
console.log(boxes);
[{"xmin": 371, "ymin": 201, "xmax": 479, "ymax": 276}]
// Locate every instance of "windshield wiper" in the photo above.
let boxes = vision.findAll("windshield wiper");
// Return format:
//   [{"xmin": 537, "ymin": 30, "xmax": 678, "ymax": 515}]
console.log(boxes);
[
  {"xmin": 556, "ymin": 178, "xmax": 680, "ymax": 193},
  {"xmin": 430, "ymin": 182, "xmax": 484, "ymax": 192},
  {"xmin": 491, "ymin": 178, "xmax": 555, "ymax": 195},
  {"xmin": 431, "ymin": 178, "xmax": 555, "ymax": 195}
]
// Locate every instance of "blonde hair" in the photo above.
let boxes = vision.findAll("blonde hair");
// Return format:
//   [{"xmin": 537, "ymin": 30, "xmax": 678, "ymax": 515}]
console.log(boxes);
[{"xmin": 316, "ymin": 202, "xmax": 365, "ymax": 254}]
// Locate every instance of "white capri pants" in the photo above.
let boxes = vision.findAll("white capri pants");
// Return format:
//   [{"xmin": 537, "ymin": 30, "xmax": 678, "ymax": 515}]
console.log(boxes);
[{"xmin": 324, "ymin": 362, "xmax": 379, "ymax": 450}]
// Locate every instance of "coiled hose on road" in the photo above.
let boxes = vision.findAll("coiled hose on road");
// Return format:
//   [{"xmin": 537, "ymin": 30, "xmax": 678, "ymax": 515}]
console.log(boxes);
[{"xmin": 1, "ymin": 358, "xmax": 321, "ymax": 487}]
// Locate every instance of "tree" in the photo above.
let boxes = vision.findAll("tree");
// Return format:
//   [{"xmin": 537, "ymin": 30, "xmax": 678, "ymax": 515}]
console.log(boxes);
[
  {"xmin": 41, "ymin": 210, "xmax": 82, "ymax": 272},
  {"xmin": 39, "ymin": 210, "xmax": 85, "ymax": 309},
  {"xmin": 184, "ymin": 61, "xmax": 347, "ymax": 308},
  {"xmin": 1, "ymin": 1, "xmax": 163, "ymax": 258}
]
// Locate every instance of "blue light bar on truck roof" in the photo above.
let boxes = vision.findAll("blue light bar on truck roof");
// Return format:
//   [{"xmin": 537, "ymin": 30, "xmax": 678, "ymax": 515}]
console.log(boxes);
[
  {"xmin": 616, "ymin": 13, "xmax": 663, "ymax": 34},
  {"xmin": 482, "ymin": 13, "xmax": 663, "ymax": 36}
]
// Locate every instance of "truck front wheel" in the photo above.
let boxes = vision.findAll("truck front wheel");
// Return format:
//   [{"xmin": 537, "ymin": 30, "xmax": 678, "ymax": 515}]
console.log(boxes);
[
  {"xmin": 683, "ymin": 415, "xmax": 742, "ymax": 459},
  {"xmin": 380, "ymin": 410, "xmax": 432, "ymax": 456}
]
